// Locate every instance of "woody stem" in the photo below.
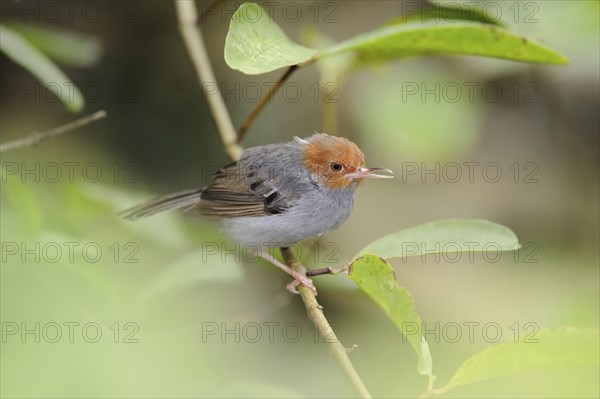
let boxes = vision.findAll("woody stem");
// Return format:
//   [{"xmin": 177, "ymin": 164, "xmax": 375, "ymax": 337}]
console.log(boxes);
[
  {"xmin": 0, "ymin": 110, "xmax": 107, "ymax": 153},
  {"xmin": 281, "ymin": 247, "xmax": 373, "ymax": 399},
  {"xmin": 175, "ymin": 0, "xmax": 243, "ymax": 162}
]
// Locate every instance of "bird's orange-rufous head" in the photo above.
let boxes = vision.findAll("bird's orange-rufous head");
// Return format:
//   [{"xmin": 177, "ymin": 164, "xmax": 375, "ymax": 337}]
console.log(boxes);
[{"xmin": 299, "ymin": 134, "xmax": 393, "ymax": 190}]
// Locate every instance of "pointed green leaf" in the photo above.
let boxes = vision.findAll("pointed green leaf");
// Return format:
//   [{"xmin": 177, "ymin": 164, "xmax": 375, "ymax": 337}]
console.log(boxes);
[
  {"xmin": 224, "ymin": 3, "xmax": 317, "ymax": 74},
  {"xmin": 0, "ymin": 25, "xmax": 85, "ymax": 113},
  {"xmin": 438, "ymin": 328, "xmax": 600, "ymax": 394},
  {"xmin": 348, "ymin": 254, "xmax": 433, "ymax": 375},
  {"xmin": 385, "ymin": 2, "xmax": 505, "ymax": 27},
  {"xmin": 321, "ymin": 22, "xmax": 568, "ymax": 66},
  {"xmin": 356, "ymin": 219, "xmax": 520, "ymax": 260}
]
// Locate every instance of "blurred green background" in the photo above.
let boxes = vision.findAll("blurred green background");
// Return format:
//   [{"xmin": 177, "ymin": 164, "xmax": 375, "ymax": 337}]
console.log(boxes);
[{"xmin": 1, "ymin": 0, "xmax": 598, "ymax": 397}]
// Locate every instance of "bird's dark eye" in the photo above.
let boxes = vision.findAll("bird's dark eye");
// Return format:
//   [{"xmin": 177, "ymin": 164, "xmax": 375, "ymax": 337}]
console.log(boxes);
[{"xmin": 330, "ymin": 162, "xmax": 343, "ymax": 172}]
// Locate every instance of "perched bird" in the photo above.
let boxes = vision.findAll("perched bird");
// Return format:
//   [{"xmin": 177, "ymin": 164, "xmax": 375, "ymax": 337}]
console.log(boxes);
[{"xmin": 121, "ymin": 133, "xmax": 393, "ymax": 293}]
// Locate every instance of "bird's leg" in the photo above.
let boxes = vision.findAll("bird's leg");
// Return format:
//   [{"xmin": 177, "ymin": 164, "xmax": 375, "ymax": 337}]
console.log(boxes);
[{"xmin": 257, "ymin": 250, "xmax": 317, "ymax": 296}]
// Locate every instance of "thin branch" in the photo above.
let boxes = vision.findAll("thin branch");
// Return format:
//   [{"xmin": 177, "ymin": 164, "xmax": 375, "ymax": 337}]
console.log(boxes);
[
  {"xmin": 175, "ymin": 0, "xmax": 243, "ymax": 161},
  {"xmin": 237, "ymin": 65, "xmax": 298, "ymax": 143},
  {"xmin": 306, "ymin": 262, "xmax": 351, "ymax": 276},
  {"xmin": 281, "ymin": 247, "xmax": 373, "ymax": 399},
  {"xmin": 0, "ymin": 110, "xmax": 107, "ymax": 153},
  {"xmin": 306, "ymin": 267, "xmax": 335, "ymax": 277}
]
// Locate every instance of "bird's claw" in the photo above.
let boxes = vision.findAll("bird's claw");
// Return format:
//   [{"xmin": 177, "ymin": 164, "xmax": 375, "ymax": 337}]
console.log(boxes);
[
  {"xmin": 256, "ymin": 251, "xmax": 318, "ymax": 296},
  {"xmin": 286, "ymin": 280, "xmax": 300, "ymax": 295},
  {"xmin": 286, "ymin": 276, "xmax": 317, "ymax": 296}
]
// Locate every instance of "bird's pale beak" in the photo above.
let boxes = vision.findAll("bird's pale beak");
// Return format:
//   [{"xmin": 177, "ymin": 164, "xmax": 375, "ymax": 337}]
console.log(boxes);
[{"xmin": 346, "ymin": 167, "xmax": 394, "ymax": 180}]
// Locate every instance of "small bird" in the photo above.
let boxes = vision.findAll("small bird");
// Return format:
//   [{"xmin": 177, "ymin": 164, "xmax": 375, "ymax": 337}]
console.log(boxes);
[{"xmin": 121, "ymin": 133, "xmax": 393, "ymax": 294}]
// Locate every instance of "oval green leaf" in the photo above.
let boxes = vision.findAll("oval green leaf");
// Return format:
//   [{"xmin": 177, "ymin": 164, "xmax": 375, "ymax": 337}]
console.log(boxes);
[
  {"xmin": 437, "ymin": 328, "xmax": 600, "ymax": 394},
  {"xmin": 348, "ymin": 254, "xmax": 433, "ymax": 375},
  {"xmin": 224, "ymin": 3, "xmax": 317, "ymax": 74},
  {"xmin": 321, "ymin": 21, "xmax": 568, "ymax": 66},
  {"xmin": 355, "ymin": 219, "xmax": 520, "ymax": 260},
  {"xmin": 0, "ymin": 25, "xmax": 85, "ymax": 113}
]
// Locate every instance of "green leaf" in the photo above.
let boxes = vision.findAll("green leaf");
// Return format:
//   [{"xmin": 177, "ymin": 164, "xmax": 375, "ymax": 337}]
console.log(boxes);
[
  {"xmin": 0, "ymin": 25, "xmax": 85, "ymax": 113},
  {"xmin": 8, "ymin": 24, "xmax": 102, "ymax": 68},
  {"xmin": 438, "ymin": 328, "xmax": 600, "ymax": 394},
  {"xmin": 384, "ymin": 2, "xmax": 505, "ymax": 27},
  {"xmin": 356, "ymin": 219, "xmax": 520, "ymax": 260},
  {"xmin": 348, "ymin": 254, "xmax": 433, "ymax": 375},
  {"xmin": 224, "ymin": 3, "xmax": 317, "ymax": 74},
  {"xmin": 321, "ymin": 22, "xmax": 568, "ymax": 66}
]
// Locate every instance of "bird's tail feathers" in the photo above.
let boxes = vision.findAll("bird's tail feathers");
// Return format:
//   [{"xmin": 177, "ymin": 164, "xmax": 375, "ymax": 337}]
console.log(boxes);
[{"xmin": 120, "ymin": 188, "xmax": 203, "ymax": 220}]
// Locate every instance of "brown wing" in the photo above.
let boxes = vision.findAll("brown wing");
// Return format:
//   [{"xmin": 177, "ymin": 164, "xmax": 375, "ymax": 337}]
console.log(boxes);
[{"xmin": 199, "ymin": 161, "xmax": 292, "ymax": 218}]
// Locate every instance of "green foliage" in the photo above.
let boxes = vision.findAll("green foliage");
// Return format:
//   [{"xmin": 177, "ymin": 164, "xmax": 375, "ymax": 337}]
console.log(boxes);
[
  {"xmin": 321, "ymin": 22, "xmax": 568, "ymax": 66},
  {"xmin": 347, "ymin": 220, "xmax": 520, "ymax": 378},
  {"xmin": 438, "ymin": 328, "xmax": 600, "ymax": 394},
  {"xmin": 0, "ymin": 25, "xmax": 85, "ymax": 113},
  {"xmin": 224, "ymin": 3, "xmax": 317, "ymax": 74},
  {"xmin": 356, "ymin": 219, "xmax": 520, "ymax": 260},
  {"xmin": 348, "ymin": 254, "xmax": 433, "ymax": 375},
  {"xmin": 225, "ymin": 3, "xmax": 567, "ymax": 77}
]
